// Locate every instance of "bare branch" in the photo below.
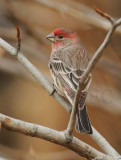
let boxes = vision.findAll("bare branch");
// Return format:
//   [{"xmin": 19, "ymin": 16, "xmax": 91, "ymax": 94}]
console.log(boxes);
[
  {"xmin": 93, "ymin": 6, "xmax": 115, "ymax": 24},
  {"xmin": 0, "ymin": 113, "xmax": 113, "ymax": 160},
  {"xmin": 65, "ymin": 14, "xmax": 121, "ymax": 155},
  {"xmin": 65, "ymin": 80, "xmax": 86, "ymax": 139},
  {"xmin": 0, "ymin": 38, "xmax": 71, "ymax": 113},
  {"xmin": 79, "ymin": 15, "xmax": 121, "ymax": 159},
  {"xmin": 15, "ymin": 25, "xmax": 21, "ymax": 54},
  {"xmin": 65, "ymin": 83, "xmax": 83, "ymax": 138},
  {"xmin": 91, "ymin": 127, "xmax": 120, "ymax": 158},
  {"xmin": 80, "ymin": 17, "xmax": 121, "ymax": 85}
]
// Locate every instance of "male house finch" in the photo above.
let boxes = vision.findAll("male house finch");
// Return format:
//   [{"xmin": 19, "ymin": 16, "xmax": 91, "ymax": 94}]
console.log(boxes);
[{"xmin": 47, "ymin": 28, "xmax": 92, "ymax": 134}]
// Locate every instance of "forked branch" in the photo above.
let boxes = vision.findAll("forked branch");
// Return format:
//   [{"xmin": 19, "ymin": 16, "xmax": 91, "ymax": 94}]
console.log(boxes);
[{"xmin": 0, "ymin": 113, "xmax": 113, "ymax": 160}]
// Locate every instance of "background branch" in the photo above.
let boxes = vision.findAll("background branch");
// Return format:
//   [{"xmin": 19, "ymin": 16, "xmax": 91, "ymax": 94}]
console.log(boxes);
[{"xmin": 34, "ymin": 0, "xmax": 121, "ymax": 34}]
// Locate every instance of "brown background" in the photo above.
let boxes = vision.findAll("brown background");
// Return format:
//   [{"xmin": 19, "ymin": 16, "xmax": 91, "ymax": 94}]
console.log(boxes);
[{"xmin": 0, "ymin": 0, "xmax": 121, "ymax": 159}]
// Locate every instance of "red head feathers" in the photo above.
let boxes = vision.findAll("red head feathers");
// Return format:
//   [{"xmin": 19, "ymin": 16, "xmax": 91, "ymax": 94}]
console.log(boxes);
[
  {"xmin": 53, "ymin": 28, "xmax": 77, "ymax": 39},
  {"xmin": 47, "ymin": 28, "xmax": 79, "ymax": 51}
]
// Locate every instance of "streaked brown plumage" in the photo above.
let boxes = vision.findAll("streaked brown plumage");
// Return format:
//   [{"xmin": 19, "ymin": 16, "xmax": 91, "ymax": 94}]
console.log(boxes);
[{"xmin": 47, "ymin": 28, "xmax": 92, "ymax": 134}]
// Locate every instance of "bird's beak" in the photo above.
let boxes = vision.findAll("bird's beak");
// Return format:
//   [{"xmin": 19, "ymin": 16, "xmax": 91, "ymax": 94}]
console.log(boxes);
[{"xmin": 46, "ymin": 33, "xmax": 56, "ymax": 42}]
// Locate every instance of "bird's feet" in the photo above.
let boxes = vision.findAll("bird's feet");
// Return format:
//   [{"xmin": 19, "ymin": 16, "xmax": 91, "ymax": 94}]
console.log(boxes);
[
  {"xmin": 49, "ymin": 84, "xmax": 56, "ymax": 96},
  {"xmin": 63, "ymin": 130, "xmax": 73, "ymax": 143}
]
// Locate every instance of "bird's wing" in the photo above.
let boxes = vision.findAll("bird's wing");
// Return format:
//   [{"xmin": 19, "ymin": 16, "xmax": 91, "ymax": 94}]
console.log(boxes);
[
  {"xmin": 49, "ymin": 42, "xmax": 90, "ymax": 103},
  {"xmin": 49, "ymin": 57, "xmax": 84, "ymax": 95}
]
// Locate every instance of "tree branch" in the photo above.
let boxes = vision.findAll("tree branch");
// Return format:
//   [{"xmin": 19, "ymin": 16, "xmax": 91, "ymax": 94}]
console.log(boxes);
[
  {"xmin": 65, "ymin": 77, "xmax": 89, "ymax": 139},
  {"xmin": 93, "ymin": 6, "xmax": 115, "ymax": 24},
  {"xmin": 0, "ymin": 113, "xmax": 113, "ymax": 160},
  {"xmin": 91, "ymin": 127, "xmax": 120, "ymax": 158},
  {"xmin": 76, "ymin": 15, "xmax": 121, "ymax": 159},
  {"xmin": 65, "ymin": 82, "xmax": 84, "ymax": 140},
  {"xmin": 80, "ymin": 17, "xmax": 121, "ymax": 85},
  {"xmin": 15, "ymin": 25, "xmax": 21, "ymax": 54},
  {"xmin": 0, "ymin": 38, "xmax": 71, "ymax": 113},
  {"xmin": 63, "ymin": 13, "xmax": 121, "ymax": 157}
]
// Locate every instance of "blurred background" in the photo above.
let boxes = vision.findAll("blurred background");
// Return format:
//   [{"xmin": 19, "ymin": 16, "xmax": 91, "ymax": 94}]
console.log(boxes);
[{"xmin": 0, "ymin": 0, "xmax": 121, "ymax": 159}]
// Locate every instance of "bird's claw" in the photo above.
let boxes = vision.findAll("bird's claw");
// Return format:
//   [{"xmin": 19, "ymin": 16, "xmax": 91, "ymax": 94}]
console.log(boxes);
[
  {"xmin": 49, "ymin": 84, "xmax": 56, "ymax": 96},
  {"xmin": 64, "ymin": 131, "xmax": 73, "ymax": 143}
]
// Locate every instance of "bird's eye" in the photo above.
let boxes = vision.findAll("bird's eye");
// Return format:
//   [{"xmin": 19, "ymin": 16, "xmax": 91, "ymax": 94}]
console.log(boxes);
[{"xmin": 58, "ymin": 35, "xmax": 63, "ymax": 39}]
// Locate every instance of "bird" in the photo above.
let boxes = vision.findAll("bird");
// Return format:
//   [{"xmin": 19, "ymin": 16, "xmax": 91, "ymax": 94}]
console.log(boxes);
[{"xmin": 46, "ymin": 28, "xmax": 93, "ymax": 134}]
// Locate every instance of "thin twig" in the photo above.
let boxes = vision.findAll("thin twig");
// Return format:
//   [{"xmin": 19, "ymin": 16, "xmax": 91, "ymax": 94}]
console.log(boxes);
[
  {"xmin": 65, "ymin": 74, "xmax": 92, "ymax": 139},
  {"xmin": 15, "ymin": 25, "xmax": 21, "ymax": 54},
  {"xmin": 0, "ymin": 113, "xmax": 113, "ymax": 160},
  {"xmin": 80, "ymin": 17, "xmax": 121, "ymax": 85},
  {"xmin": 93, "ymin": 6, "xmax": 115, "ymax": 24},
  {"xmin": 65, "ymin": 82, "xmax": 84, "ymax": 140}
]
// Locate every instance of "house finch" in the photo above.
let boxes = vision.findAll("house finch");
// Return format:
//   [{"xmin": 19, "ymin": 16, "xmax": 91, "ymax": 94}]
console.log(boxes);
[{"xmin": 47, "ymin": 28, "xmax": 92, "ymax": 134}]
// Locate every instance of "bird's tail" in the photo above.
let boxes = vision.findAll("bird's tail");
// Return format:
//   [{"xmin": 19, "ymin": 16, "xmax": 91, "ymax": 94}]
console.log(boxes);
[{"xmin": 76, "ymin": 105, "xmax": 93, "ymax": 134}]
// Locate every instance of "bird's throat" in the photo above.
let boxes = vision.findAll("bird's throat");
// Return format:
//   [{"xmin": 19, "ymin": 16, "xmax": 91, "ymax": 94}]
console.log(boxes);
[{"xmin": 52, "ymin": 41, "xmax": 62, "ymax": 51}]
